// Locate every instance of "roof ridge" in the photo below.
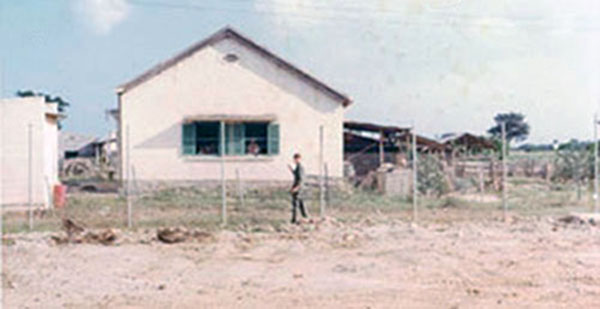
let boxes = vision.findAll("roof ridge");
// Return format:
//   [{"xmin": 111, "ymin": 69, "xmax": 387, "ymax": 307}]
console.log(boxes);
[{"xmin": 116, "ymin": 26, "xmax": 351, "ymax": 106}]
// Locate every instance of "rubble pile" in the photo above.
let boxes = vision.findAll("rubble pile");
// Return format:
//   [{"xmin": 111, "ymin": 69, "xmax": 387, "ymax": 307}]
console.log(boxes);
[
  {"xmin": 51, "ymin": 218, "xmax": 117, "ymax": 245},
  {"xmin": 156, "ymin": 227, "xmax": 213, "ymax": 244}
]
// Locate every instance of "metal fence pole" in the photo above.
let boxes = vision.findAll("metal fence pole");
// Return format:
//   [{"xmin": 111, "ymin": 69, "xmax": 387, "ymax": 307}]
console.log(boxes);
[
  {"xmin": 478, "ymin": 166, "xmax": 484, "ymax": 202},
  {"xmin": 319, "ymin": 125, "xmax": 325, "ymax": 217},
  {"xmin": 501, "ymin": 122, "xmax": 508, "ymax": 221},
  {"xmin": 594, "ymin": 113, "xmax": 599, "ymax": 214},
  {"xmin": 324, "ymin": 163, "xmax": 329, "ymax": 206},
  {"xmin": 28, "ymin": 123, "xmax": 33, "ymax": 230},
  {"xmin": 236, "ymin": 168, "xmax": 245, "ymax": 209},
  {"xmin": 412, "ymin": 125, "xmax": 418, "ymax": 222},
  {"xmin": 220, "ymin": 121, "xmax": 227, "ymax": 226},
  {"xmin": 126, "ymin": 125, "xmax": 132, "ymax": 229}
]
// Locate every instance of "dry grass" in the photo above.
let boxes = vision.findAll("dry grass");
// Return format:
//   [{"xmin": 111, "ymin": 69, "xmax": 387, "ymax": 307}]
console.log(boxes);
[{"xmin": 2, "ymin": 178, "xmax": 594, "ymax": 234}]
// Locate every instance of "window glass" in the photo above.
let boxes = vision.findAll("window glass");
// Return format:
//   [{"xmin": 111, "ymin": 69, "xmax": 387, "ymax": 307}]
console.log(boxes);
[
  {"xmin": 196, "ymin": 122, "xmax": 220, "ymax": 155},
  {"xmin": 182, "ymin": 121, "xmax": 278, "ymax": 157},
  {"xmin": 244, "ymin": 122, "xmax": 268, "ymax": 155}
]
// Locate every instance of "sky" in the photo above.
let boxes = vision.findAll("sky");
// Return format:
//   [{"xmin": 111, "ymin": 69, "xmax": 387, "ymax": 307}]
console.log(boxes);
[{"xmin": 1, "ymin": 0, "xmax": 599, "ymax": 143}]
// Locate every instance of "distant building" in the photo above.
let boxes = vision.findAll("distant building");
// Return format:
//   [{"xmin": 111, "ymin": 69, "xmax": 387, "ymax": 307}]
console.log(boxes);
[
  {"xmin": 344, "ymin": 120, "xmax": 447, "ymax": 176},
  {"xmin": 1, "ymin": 96, "xmax": 62, "ymax": 207},
  {"xmin": 59, "ymin": 132, "xmax": 99, "ymax": 159},
  {"xmin": 115, "ymin": 27, "xmax": 351, "ymax": 186},
  {"xmin": 439, "ymin": 132, "xmax": 496, "ymax": 155}
]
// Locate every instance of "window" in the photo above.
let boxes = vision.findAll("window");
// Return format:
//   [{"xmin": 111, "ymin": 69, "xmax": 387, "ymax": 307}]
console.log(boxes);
[{"xmin": 182, "ymin": 121, "xmax": 279, "ymax": 156}]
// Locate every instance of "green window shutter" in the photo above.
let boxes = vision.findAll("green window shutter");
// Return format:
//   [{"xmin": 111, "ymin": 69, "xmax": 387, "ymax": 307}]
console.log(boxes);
[
  {"xmin": 182, "ymin": 123, "xmax": 196, "ymax": 155},
  {"xmin": 267, "ymin": 123, "xmax": 280, "ymax": 155},
  {"xmin": 225, "ymin": 123, "xmax": 245, "ymax": 155}
]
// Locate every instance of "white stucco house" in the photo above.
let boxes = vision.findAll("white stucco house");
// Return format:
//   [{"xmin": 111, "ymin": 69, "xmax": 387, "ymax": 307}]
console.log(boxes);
[
  {"xmin": 116, "ymin": 27, "xmax": 351, "ymax": 186},
  {"xmin": 1, "ymin": 96, "xmax": 61, "ymax": 207}
]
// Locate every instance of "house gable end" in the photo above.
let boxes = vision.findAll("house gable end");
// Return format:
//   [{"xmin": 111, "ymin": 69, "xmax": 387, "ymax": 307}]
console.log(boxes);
[{"xmin": 117, "ymin": 27, "xmax": 351, "ymax": 107}]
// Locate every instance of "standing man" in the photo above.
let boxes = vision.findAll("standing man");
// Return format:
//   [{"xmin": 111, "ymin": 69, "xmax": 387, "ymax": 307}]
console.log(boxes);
[{"xmin": 288, "ymin": 153, "xmax": 308, "ymax": 224}]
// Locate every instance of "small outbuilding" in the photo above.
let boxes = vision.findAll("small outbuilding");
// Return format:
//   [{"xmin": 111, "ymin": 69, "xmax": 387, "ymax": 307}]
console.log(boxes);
[{"xmin": 1, "ymin": 96, "xmax": 62, "ymax": 207}]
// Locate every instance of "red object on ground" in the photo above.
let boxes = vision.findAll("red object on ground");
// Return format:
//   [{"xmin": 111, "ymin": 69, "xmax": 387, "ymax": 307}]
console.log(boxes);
[{"xmin": 53, "ymin": 185, "xmax": 67, "ymax": 208}]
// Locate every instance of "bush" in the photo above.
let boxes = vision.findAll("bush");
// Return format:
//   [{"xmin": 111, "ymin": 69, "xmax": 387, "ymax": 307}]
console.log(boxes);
[
  {"xmin": 551, "ymin": 149, "xmax": 593, "ymax": 183},
  {"xmin": 417, "ymin": 155, "xmax": 449, "ymax": 197}
]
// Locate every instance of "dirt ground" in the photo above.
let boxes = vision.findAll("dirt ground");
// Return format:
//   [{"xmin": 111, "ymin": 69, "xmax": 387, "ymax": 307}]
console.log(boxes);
[{"xmin": 3, "ymin": 212, "xmax": 600, "ymax": 309}]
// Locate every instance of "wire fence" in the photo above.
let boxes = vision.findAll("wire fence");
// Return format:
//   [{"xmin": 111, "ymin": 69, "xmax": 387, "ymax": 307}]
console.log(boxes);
[{"xmin": 2, "ymin": 121, "xmax": 600, "ymax": 233}]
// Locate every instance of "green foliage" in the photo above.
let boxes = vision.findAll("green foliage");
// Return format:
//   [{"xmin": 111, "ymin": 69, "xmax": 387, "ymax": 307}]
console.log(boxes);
[
  {"xmin": 417, "ymin": 155, "xmax": 448, "ymax": 197},
  {"xmin": 557, "ymin": 139, "xmax": 591, "ymax": 151},
  {"xmin": 551, "ymin": 148, "xmax": 593, "ymax": 183},
  {"xmin": 488, "ymin": 112, "xmax": 530, "ymax": 144}
]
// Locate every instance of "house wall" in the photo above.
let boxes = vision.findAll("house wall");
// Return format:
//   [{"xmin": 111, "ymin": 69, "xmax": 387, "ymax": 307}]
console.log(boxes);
[
  {"xmin": 43, "ymin": 108, "xmax": 59, "ymax": 187},
  {"xmin": 120, "ymin": 37, "xmax": 346, "ymax": 183},
  {"xmin": 1, "ymin": 97, "xmax": 59, "ymax": 207}
]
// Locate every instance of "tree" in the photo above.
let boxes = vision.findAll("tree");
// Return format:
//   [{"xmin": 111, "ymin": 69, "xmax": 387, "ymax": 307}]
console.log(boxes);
[
  {"xmin": 487, "ymin": 112, "xmax": 530, "ymax": 145},
  {"xmin": 16, "ymin": 90, "xmax": 69, "ymax": 129}
]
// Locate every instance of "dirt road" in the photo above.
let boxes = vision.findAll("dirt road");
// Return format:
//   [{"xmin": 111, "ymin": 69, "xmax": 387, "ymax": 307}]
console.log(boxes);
[{"xmin": 4, "ymin": 215, "xmax": 600, "ymax": 308}]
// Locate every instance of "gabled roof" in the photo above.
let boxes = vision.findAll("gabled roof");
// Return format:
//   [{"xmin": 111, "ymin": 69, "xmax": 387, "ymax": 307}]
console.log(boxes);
[
  {"xmin": 116, "ymin": 26, "xmax": 352, "ymax": 107},
  {"xmin": 59, "ymin": 132, "xmax": 98, "ymax": 152},
  {"xmin": 439, "ymin": 132, "xmax": 495, "ymax": 149}
]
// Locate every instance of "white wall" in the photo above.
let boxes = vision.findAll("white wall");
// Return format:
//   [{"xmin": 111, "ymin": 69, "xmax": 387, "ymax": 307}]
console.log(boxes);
[
  {"xmin": 1, "ymin": 97, "xmax": 59, "ymax": 207},
  {"xmin": 121, "ymin": 37, "xmax": 347, "ymax": 182}
]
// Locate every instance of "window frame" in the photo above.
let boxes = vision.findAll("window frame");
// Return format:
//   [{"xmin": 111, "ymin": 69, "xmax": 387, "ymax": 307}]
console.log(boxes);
[{"xmin": 182, "ymin": 120, "xmax": 280, "ymax": 158}]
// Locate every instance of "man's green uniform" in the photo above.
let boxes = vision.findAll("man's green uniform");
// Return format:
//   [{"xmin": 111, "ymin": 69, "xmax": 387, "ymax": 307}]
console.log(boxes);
[{"xmin": 291, "ymin": 163, "xmax": 307, "ymax": 223}]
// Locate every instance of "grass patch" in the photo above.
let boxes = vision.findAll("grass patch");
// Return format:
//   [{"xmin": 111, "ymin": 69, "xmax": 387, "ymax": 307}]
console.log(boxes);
[{"xmin": 2, "ymin": 180, "xmax": 593, "ymax": 234}]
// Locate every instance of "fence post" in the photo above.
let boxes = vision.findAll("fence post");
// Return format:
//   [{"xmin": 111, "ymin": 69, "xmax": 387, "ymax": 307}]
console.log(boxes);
[
  {"xmin": 220, "ymin": 121, "xmax": 227, "ymax": 226},
  {"xmin": 236, "ymin": 168, "xmax": 245, "ymax": 209},
  {"xmin": 478, "ymin": 165, "xmax": 484, "ymax": 202},
  {"xmin": 324, "ymin": 163, "xmax": 329, "ymax": 207},
  {"xmin": 501, "ymin": 121, "xmax": 508, "ymax": 221},
  {"xmin": 412, "ymin": 125, "xmax": 418, "ymax": 222},
  {"xmin": 594, "ymin": 113, "xmax": 599, "ymax": 214},
  {"xmin": 319, "ymin": 125, "xmax": 325, "ymax": 217},
  {"xmin": 126, "ymin": 125, "xmax": 132, "ymax": 229},
  {"xmin": 28, "ymin": 122, "xmax": 33, "ymax": 230}
]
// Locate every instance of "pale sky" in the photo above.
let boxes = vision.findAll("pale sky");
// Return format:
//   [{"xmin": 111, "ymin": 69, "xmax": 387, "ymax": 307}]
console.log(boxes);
[{"xmin": 1, "ymin": 0, "xmax": 599, "ymax": 143}]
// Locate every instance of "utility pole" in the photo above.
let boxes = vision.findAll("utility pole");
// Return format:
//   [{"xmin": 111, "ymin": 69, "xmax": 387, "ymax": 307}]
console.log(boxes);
[{"xmin": 501, "ymin": 122, "xmax": 508, "ymax": 221}]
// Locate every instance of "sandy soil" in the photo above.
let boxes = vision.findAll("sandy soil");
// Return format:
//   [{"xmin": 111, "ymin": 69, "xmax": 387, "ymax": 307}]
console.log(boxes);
[{"xmin": 3, "ymin": 214, "xmax": 600, "ymax": 308}]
